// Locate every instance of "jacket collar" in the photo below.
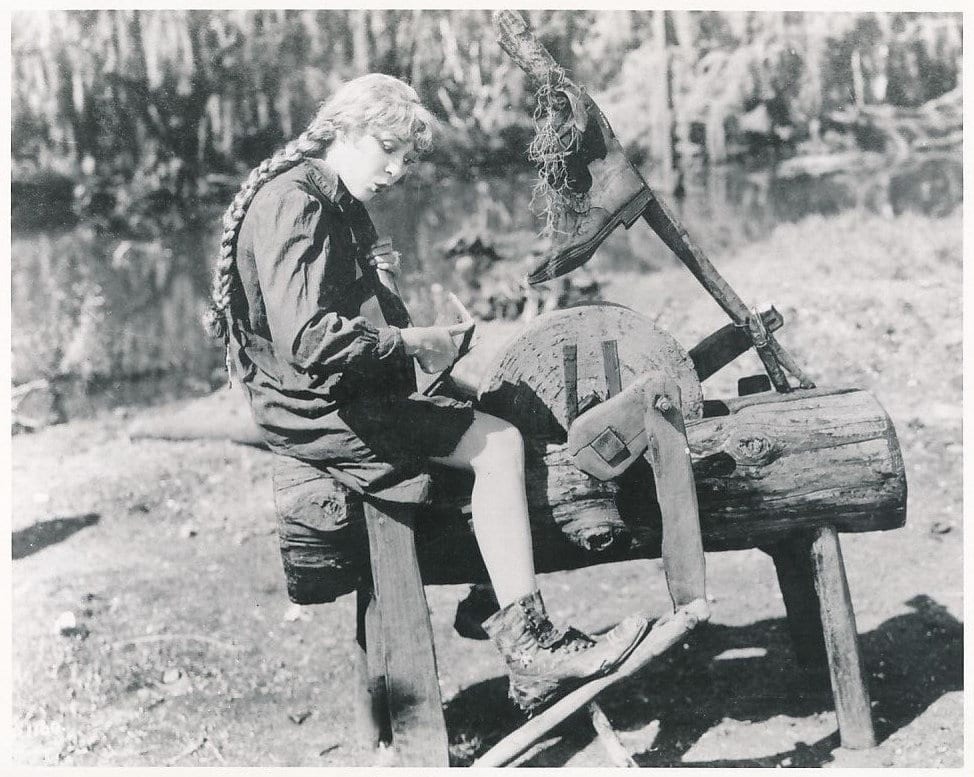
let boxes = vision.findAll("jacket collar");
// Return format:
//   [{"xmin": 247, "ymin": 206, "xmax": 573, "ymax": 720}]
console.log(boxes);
[{"xmin": 306, "ymin": 157, "xmax": 357, "ymax": 212}]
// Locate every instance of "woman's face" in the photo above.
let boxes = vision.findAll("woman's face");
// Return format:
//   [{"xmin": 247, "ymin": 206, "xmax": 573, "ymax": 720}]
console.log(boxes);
[{"xmin": 326, "ymin": 130, "xmax": 417, "ymax": 202}]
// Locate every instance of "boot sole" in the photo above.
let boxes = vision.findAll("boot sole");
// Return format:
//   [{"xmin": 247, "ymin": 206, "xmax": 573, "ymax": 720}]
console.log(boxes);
[
  {"xmin": 527, "ymin": 186, "xmax": 653, "ymax": 285},
  {"xmin": 511, "ymin": 617, "xmax": 652, "ymax": 714}
]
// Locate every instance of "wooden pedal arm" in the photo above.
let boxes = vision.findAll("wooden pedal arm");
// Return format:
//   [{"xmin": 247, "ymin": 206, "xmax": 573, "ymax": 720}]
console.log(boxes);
[{"xmin": 567, "ymin": 374, "xmax": 707, "ymax": 608}]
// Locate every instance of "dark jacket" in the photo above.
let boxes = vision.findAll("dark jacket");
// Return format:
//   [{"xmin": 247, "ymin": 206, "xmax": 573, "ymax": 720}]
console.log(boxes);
[{"xmin": 228, "ymin": 158, "xmax": 415, "ymax": 454}]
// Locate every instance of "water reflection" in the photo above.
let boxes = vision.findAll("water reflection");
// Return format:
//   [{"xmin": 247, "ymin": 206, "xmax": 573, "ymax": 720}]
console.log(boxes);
[{"xmin": 10, "ymin": 152, "xmax": 961, "ymax": 421}]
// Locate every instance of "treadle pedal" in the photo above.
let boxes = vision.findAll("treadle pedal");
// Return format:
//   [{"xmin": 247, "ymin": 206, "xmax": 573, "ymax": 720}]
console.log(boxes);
[{"xmin": 473, "ymin": 599, "xmax": 710, "ymax": 767}]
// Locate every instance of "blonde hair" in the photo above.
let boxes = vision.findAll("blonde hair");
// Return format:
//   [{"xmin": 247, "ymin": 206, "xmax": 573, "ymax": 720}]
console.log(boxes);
[{"xmin": 204, "ymin": 74, "xmax": 436, "ymax": 346}]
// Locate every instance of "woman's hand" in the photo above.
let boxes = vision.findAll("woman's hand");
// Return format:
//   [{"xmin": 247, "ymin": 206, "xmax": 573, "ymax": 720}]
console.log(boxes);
[
  {"xmin": 368, "ymin": 237, "xmax": 402, "ymax": 280},
  {"xmin": 400, "ymin": 322, "xmax": 476, "ymax": 373}
]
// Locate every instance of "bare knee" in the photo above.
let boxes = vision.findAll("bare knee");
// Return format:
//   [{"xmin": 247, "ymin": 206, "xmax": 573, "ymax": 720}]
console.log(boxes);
[{"xmin": 472, "ymin": 417, "xmax": 524, "ymax": 476}]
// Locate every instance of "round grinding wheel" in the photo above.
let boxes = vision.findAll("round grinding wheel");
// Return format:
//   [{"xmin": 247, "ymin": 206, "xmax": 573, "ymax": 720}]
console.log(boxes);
[{"xmin": 477, "ymin": 303, "xmax": 703, "ymax": 441}]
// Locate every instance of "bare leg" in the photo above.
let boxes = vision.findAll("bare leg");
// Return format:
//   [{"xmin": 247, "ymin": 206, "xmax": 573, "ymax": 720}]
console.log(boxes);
[
  {"xmin": 434, "ymin": 413, "xmax": 650, "ymax": 719},
  {"xmin": 430, "ymin": 411, "xmax": 536, "ymax": 607}
]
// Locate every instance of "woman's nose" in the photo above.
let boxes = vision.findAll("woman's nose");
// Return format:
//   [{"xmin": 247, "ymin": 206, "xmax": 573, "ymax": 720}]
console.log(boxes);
[{"xmin": 386, "ymin": 153, "xmax": 408, "ymax": 179}]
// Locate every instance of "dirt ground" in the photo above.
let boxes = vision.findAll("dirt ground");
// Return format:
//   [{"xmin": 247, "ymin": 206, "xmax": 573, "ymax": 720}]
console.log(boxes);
[{"xmin": 10, "ymin": 210, "xmax": 964, "ymax": 768}]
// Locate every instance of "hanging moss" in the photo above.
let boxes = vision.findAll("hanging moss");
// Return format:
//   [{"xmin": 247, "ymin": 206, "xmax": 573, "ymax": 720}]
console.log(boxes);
[{"xmin": 526, "ymin": 68, "xmax": 589, "ymax": 240}]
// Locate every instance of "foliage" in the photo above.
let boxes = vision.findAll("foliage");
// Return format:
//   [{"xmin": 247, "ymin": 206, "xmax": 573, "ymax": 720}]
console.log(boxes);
[
  {"xmin": 11, "ymin": 10, "xmax": 963, "ymax": 226},
  {"xmin": 596, "ymin": 10, "xmax": 962, "ymax": 167}
]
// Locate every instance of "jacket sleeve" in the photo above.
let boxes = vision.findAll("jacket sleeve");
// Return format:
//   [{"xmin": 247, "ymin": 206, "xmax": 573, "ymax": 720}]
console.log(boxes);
[{"xmin": 251, "ymin": 186, "xmax": 403, "ymax": 374}]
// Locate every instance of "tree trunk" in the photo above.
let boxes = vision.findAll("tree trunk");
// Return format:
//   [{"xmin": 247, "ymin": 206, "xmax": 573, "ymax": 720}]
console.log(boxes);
[
  {"xmin": 651, "ymin": 10, "xmax": 674, "ymax": 190},
  {"xmin": 350, "ymin": 11, "xmax": 370, "ymax": 74}
]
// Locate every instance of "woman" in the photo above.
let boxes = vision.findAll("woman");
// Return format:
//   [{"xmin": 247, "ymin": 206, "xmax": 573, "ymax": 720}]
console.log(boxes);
[{"xmin": 205, "ymin": 73, "xmax": 648, "ymax": 712}]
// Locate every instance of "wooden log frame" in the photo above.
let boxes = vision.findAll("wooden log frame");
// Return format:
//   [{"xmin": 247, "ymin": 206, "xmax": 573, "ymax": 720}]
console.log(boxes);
[
  {"xmin": 276, "ymin": 386, "xmax": 902, "ymax": 760},
  {"xmin": 274, "ymin": 385, "xmax": 905, "ymax": 595},
  {"xmin": 415, "ymin": 386, "xmax": 906, "ymax": 584}
]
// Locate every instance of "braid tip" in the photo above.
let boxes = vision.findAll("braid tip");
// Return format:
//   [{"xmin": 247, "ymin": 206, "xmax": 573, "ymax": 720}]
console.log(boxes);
[{"xmin": 224, "ymin": 341, "xmax": 233, "ymax": 390}]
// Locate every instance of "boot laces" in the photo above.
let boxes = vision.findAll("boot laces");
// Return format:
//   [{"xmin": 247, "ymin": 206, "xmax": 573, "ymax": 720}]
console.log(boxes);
[
  {"xmin": 552, "ymin": 626, "xmax": 596, "ymax": 654},
  {"xmin": 522, "ymin": 603, "xmax": 566, "ymax": 648}
]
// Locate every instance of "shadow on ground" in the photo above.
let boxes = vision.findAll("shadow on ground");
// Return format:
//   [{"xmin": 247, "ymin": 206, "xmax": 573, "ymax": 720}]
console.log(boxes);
[
  {"xmin": 12, "ymin": 513, "xmax": 100, "ymax": 560},
  {"xmin": 443, "ymin": 595, "xmax": 962, "ymax": 767}
]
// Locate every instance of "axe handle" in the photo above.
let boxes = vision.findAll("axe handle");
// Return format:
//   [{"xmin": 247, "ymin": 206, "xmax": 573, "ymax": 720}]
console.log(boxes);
[
  {"xmin": 640, "ymin": 191, "xmax": 814, "ymax": 389},
  {"xmin": 493, "ymin": 10, "xmax": 564, "ymax": 87}
]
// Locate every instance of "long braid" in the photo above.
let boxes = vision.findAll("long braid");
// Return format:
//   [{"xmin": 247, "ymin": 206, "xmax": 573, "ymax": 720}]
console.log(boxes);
[{"xmin": 203, "ymin": 124, "xmax": 336, "ymax": 378}]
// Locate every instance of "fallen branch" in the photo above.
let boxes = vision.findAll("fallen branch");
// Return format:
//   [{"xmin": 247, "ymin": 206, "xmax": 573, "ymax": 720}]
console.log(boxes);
[
  {"xmin": 589, "ymin": 702, "xmax": 637, "ymax": 767},
  {"xmin": 206, "ymin": 739, "xmax": 225, "ymax": 763},
  {"xmin": 110, "ymin": 633, "xmax": 240, "ymax": 652},
  {"xmin": 12, "ymin": 378, "xmax": 50, "ymax": 398}
]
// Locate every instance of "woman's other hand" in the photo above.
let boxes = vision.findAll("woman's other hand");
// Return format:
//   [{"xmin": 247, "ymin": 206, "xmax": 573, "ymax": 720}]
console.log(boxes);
[{"xmin": 401, "ymin": 322, "xmax": 476, "ymax": 373}]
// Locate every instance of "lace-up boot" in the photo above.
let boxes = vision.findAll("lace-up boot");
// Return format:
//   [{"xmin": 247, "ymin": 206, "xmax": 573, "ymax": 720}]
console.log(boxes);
[{"xmin": 482, "ymin": 589, "xmax": 648, "ymax": 713}]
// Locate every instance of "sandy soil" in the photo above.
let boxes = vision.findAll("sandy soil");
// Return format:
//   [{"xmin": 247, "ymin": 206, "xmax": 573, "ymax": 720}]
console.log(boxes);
[{"xmin": 10, "ymin": 210, "xmax": 963, "ymax": 768}]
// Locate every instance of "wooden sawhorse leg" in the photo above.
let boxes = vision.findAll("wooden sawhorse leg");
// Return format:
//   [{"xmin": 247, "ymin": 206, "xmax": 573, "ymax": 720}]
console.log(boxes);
[
  {"xmin": 354, "ymin": 586, "xmax": 390, "ymax": 749},
  {"xmin": 765, "ymin": 527, "xmax": 876, "ymax": 749},
  {"xmin": 358, "ymin": 500, "xmax": 450, "ymax": 766}
]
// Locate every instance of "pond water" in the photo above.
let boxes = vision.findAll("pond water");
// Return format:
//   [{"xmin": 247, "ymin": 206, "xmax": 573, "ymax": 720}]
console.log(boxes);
[{"xmin": 11, "ymin": 151, "xmax": 961, "ymax": 422}]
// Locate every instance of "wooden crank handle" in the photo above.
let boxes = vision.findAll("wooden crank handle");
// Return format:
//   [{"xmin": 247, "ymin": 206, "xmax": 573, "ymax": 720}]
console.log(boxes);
[
  {"xmin": 641, "ymin": 386, "xmax": 708, "ymax": 609},
  {"xmin": 492, "ymin": 10, "xmax": 563, "ymax": 87}
]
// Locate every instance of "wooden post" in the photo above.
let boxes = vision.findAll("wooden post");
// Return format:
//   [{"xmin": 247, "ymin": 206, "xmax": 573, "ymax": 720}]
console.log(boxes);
[
  {"xmin": 810, "ymin": 526, "xmax": 877, "ymax": 749},
  {"xmin": 364, "ymin": 501, "xmax": 450, "ymax": 766},
  {"xmin": 761, "ymin": 535, "xmax": 829, "ymax": 683},
  {"xmin": 354, "ymin": 587, "xmax": 391, "ymax": 748}
]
